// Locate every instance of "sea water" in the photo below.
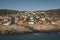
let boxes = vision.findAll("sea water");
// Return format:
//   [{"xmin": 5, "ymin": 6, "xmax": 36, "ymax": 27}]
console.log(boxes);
[{"xmin": 0, "ymin": 33, "xmax": 60, "ymax": 40}]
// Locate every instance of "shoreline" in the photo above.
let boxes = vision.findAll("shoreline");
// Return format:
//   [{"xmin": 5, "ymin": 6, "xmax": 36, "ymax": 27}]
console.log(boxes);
[
  {"xmin": 0, "ymin": 31, "xmax": 60, "ymax": 35},
  {"xmin": 0, "ymin": 25, "xmax": 60, "ymax": 35}
]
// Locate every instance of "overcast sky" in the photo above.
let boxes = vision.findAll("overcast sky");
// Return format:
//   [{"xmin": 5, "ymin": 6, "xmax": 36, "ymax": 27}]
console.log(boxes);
[{"xmin": 0, "ymin": 0, "xmax": 60, "ymax": 11}]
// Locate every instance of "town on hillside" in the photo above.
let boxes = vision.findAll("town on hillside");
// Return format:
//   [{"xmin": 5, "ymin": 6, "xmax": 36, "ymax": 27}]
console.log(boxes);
[{"xmin": 0, "ymin": 9, "xmax": 60, "ymax": 27}]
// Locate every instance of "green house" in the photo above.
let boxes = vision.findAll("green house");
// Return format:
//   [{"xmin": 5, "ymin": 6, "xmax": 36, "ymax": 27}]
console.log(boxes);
[{"xmin": 29, "ymin": 14, "xmax": 34, "ymax": 19}]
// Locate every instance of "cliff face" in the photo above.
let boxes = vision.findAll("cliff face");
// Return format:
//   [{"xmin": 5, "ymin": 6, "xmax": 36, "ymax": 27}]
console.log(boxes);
[{"xmin": 0, "ymin": 9, "xmax": 60, "ymax": 34}]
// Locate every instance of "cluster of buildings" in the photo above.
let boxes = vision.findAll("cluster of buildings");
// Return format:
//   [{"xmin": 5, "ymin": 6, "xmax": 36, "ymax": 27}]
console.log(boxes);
[{"xmin": 0, "ymin": 11, "xmax": 60, "ymax": 27}]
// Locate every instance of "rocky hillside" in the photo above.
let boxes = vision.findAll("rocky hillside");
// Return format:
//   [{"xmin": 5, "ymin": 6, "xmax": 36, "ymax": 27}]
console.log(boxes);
[
  {"xmin": 35, "ymin": 9, "xmax": 60, "ymax": 17},
  {"xmin": 0, "ymin": 9, "xmax": 60, "ymax": 16},
  {"xmin": 0, "ymin": 9, "xmax": 19, "ymax": 16}
]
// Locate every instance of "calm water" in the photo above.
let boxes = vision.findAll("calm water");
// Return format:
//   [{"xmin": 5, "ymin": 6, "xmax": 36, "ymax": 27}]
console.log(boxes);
[{"xmin": 0, "ymin": 33, "xmax": 60, "ymax": 40}]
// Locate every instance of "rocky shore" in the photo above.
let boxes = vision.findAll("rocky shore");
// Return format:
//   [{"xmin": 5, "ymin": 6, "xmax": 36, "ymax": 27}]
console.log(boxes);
[{"xmin": 0, "ymin": 24, "xmax": 60, "ymax": 35}]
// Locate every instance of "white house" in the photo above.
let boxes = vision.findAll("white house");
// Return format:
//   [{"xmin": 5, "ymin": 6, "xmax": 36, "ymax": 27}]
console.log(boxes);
[
  {"xmin": 28, "ymin": 21, "xmax": 34, "ymax": 26},
  {"xmin": 41, "ymin": 18, "xmax": 45, "ymax": 21}
]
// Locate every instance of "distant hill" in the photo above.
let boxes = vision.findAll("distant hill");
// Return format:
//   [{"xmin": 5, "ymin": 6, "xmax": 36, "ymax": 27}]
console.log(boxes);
[
  {"xmin": 0, "ymin": 9, "xmax": 19, "ymax": 16},
  {"xmin": 34, "ymin": 9, "xmax": 60, "ymax": 17},
  {"xmin": 0, "ymin": 9, "xmax": 60, "ymax": 17},
  {"xmin": 46, "ymin": 9, "xmax": 60, "ymax": 17}
]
